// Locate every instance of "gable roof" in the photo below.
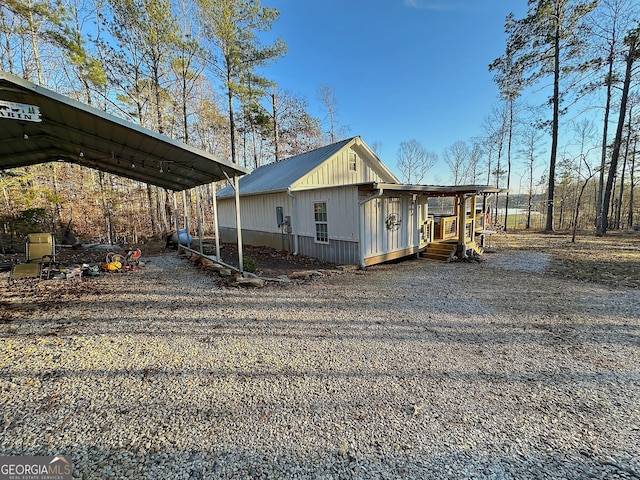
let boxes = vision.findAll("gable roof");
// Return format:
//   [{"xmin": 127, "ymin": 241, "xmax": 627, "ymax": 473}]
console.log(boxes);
[
  {"xmin": 217, "ymin": 136, "xmax": 398, "ymax": 198},
  {"xmin": 0, "ymin": 71, "xmax": 248, "ymax": 191}
]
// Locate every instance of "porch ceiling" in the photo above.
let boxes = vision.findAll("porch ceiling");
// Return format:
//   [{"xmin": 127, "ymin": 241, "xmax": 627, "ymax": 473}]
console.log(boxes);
[{"xmin": 366, "ymin": 183, "xmax": 508, "ymax": 196}]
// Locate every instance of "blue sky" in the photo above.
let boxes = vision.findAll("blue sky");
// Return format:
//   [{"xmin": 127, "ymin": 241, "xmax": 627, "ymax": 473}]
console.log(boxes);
[{"xmin": 262, "ymin": 0, "xmax": 529, "ymax": 184}]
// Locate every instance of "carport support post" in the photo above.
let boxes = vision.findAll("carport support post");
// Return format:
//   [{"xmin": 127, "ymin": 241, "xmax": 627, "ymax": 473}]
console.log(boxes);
[
  {"xmin": 182, "ymin": 190, "xmax": 190, "ymax": 239},
  {"xmin": 172, "ymin": 192, "xmax": 180, "ymax": 248},
  {"xmin": 234, "ymin": 175, "xmax": 243, "ymax": 272},
  {"xmin": 196, "ymin": 189, "xmax": 203, "ymax": 254},
  {"xmin": 211, "ymin": 182, "xmax": 221, "ymax": 262},
  {"xmin": 456, "ymin": 193, "xmax": 467, "ymax": 259}
]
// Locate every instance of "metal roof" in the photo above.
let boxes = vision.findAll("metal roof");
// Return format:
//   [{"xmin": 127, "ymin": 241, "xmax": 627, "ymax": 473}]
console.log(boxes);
[
  {"xmin": 217, "ymin": 137, "xmax": 358, "ymax": 198},
  {"xmin": 0, "ymin": 71, "xmax": 248, "ymax": 191}
]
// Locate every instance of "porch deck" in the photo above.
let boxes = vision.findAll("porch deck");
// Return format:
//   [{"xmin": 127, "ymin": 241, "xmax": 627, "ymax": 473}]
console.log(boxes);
[{"xmin": 421, "ymin": 213, "xmax": 489, "ymax": 262}]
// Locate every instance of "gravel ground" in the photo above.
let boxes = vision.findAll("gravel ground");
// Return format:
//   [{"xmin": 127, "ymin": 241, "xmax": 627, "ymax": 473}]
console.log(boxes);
[{"xmin": 1, "ymin": 250, "xmax": 639, "ymax": 479}]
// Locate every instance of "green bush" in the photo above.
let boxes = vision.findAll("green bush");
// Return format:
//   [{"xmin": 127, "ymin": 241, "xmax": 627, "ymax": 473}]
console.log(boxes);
[{"xmin": 243, "ymin": 256, "xmax": 258, "ymax": 273}]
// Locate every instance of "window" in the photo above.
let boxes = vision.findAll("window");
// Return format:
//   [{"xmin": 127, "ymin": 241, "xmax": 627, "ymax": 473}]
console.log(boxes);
[
  {"xmin": 348, "ymin": 152, "xmax": 357, "ymax": 172},
  {"xmin": 314, "ymin": 202, "xmax": 328, "ymax": 243}
]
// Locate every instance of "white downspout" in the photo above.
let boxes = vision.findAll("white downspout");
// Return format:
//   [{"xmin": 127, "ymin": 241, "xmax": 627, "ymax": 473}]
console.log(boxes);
[
  {"xmin": 358, "ymin": 187, "xmax": 384, "ymax": 268},
  {"xmin": 287, "ymin": 187, "xmax": 298, "ymax": 255}
]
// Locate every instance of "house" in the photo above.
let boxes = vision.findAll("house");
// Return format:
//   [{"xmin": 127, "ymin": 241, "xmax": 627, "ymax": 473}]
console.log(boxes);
[{"xmin": 216, "ymin": 136, "xmax": 502, "ymax": 267}]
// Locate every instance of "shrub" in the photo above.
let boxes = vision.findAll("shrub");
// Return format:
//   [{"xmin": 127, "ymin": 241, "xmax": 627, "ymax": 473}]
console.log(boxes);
[{"xmin": 243, "ymin": 256, "xmax": 258, "ymax": 273}]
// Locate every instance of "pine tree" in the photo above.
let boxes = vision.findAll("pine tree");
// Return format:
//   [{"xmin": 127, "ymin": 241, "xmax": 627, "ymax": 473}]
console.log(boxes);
[
  {"xmin": 196, "ymin": 0, "xmax": 287, "ymax": 164},
  {"xmin": 493, "ymin": 0, "xmax": 597, "ymax": 231}
]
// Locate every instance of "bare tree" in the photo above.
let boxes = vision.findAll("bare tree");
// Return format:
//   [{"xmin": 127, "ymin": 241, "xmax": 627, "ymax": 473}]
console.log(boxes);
[
  {"xmin": 518, "ymin": 124, "xmax": 546, "ymax": 229},
  {"xmin": 466, "ymin": 143, "xmax": 484, "ymax": 185},
  {"xmin": 269, "ymin": 89, "xmax": 322, "ymax": 161},
  {"xmin": 396, "ymin": 140, "xmax": 438, "ymax": 184},
  {"xmin": 370, "ymin": 141, "xmax": 383, "ymax": 157},
  {"xmin": 443, "ymin": 141, "xmax": 471, "ymax": 186},
  {"xmin": 317, "ymin": 84, "xmax": 349, "ymax": 144}
]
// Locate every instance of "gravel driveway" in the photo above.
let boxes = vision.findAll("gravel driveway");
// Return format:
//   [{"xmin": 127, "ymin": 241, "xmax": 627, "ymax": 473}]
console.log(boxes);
[{"xmin": 1, "ymin": 251, "xmax": 639, "ymax": 479}]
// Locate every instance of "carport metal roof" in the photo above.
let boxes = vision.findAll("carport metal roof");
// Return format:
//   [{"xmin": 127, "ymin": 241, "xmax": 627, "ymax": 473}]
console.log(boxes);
[{"xmin": 0, "ymin": 71, "xmax": 248, "ymax": 191}]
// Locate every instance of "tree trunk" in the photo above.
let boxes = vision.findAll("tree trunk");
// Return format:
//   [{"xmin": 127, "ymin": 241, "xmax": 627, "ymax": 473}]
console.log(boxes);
[
  {"xmin": 226, "ymin": 58, "xmax": 237, "ymax": 164},
  {"xmin": 147, "ymin": 184, "xmax": 157, "ymax": 235},
  {"xmin": 545, "ymin": 20, "xmax": 561, "ymax": 232},
  {"xmin": 602, "ymin": 31, "xmax": 638, "ymax": 234},
  {"xmin": 596, "ymin": 46, "xmax": 615, "ymax": 233},
  {"xmin": 615, "ymin": 129, "xmax": 630, "ymax": 229},
  {"xmin": 272, "ymin": 93, "xmax": 280, "ymax": 162},
  {"xmin": 527, "ymin": 152, "xmax": 534, "ymax": 230},
  {"xmin": 98, "ymin": 171, "xmax": 113, "ymax": 244},
  {"xmin": 27, "ymin": 0, "xmax": 43, "ymax": 84},
  {"xmin": 571, "ymin": 173, "xmax": 594, "ymax": 243},
  {"xmin": 182, "ymin": 54, "xmax": 189, "ymax": 144},
  {"xmin": 628, "ymin": 136, "xmax": 637, "ymax": 229},
  {"xmin": 504, "ymin": 98, "xmax": 514, "ymax": 232}
]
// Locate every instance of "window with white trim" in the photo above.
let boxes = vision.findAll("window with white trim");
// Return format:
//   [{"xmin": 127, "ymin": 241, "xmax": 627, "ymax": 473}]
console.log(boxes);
[
  {"xmin": 314, "ymin": 202, "xmax": 328, "ymax": 243},
  {"xmin": 348, "ymin": 152, "xmax": 357, "ymax": 171}
]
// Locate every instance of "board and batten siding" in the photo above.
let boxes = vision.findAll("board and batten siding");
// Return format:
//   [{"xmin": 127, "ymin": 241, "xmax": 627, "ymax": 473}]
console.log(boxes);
[
  {"xmin": 360, "ymin": 193, "xmax": 420, "ymax": 264},
  {"xmin": 281, "ymin": 186, "xmax": 361, "ymax": 264},
  {"xmin": 217, "ymin": 192, "xmax": 292, "ymax": 232},
  {"xmin": 294, "ymin": 146, "xmax": 389, "ymax": 189},
  {"xmin": 293, "ymin": 187, "xmax": 360, "ymax": 242}
]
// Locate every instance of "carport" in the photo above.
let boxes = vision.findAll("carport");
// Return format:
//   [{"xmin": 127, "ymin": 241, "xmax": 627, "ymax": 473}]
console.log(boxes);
[{"xmin": 0, "ymin": 71, "xmax": 249, "ymax": 269}]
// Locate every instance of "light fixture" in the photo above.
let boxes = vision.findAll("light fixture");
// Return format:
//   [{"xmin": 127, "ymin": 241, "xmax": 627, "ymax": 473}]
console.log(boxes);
[
  {"xmin": 79, "ymin": 151, "xmax": 84, "ymax": 158},
  {"xmin": 23, "ymin": 133, "xmax": 29, "ymax": 140},
  {"xmin": 159, "ymin": 162, "xmax": 164, "ymax": 173},
  {"xmin": 131, "ymin": 162, "xmax": 135, "ymax": 168}
]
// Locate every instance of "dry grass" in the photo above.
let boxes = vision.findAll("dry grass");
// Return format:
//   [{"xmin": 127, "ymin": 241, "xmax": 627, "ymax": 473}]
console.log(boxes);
[{"xmin": 491, "ymin": 229, "xmax": 640, "ymax": 288}]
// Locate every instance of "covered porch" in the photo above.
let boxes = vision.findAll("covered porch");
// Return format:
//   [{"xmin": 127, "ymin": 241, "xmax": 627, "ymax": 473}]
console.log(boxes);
[
  {"xmin": 359, "ymin": 183, "xmax": 505, "ymax": 266},
  {"xmin": 422, "ymin": 185, "xmax": 505, "ymax": 261}
]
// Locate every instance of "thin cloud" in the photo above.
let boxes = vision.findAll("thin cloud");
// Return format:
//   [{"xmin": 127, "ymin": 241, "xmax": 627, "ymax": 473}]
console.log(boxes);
[{"xmin": 404, "ymin": 0, "xmax": 469, "ymax": 11}]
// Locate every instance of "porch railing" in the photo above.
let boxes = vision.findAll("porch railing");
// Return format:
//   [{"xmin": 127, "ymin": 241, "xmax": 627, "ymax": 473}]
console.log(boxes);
[{"xmin": 433, "ymin": 213, "xmax": 486, "ymax": 242}]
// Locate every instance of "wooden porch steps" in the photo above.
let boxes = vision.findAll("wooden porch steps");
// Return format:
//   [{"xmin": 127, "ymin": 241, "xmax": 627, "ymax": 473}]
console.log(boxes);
[{"xmin": 421, "ymin": 243, "xmax": 456, "ymax": 262}]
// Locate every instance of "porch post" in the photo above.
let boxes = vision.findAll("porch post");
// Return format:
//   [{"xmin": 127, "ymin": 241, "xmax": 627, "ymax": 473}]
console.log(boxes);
[
  {"xmin": 470, "ymin": 194, "xmax": 477, "ymax": 238},
  {"xmin": 456, "ymin": 193, "xmax": 467, "ymax": 259}
]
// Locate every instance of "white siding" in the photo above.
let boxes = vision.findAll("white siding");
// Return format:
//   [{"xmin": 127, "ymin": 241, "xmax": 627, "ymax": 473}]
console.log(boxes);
[
  {"xmin": 295, "ymin": 146, "xmax": 390, "ymax": 189},
  {"xmin": 361, "ymin": 195, "xmax": 384, "ymax": 257},
  {"xmin": 217, "ymin": 192, "xmax": 292, "ymax": 232},
  {"xmin": 293, "ymin": 187, "xmax": 360, "ymax": 242},
  {"xmin": 217, "ymin": 188, "xmax": 359, "ymax": 242},
  {"xmin": 361, "ymin": 193, "xmax": 420, "ymax": 259}
]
